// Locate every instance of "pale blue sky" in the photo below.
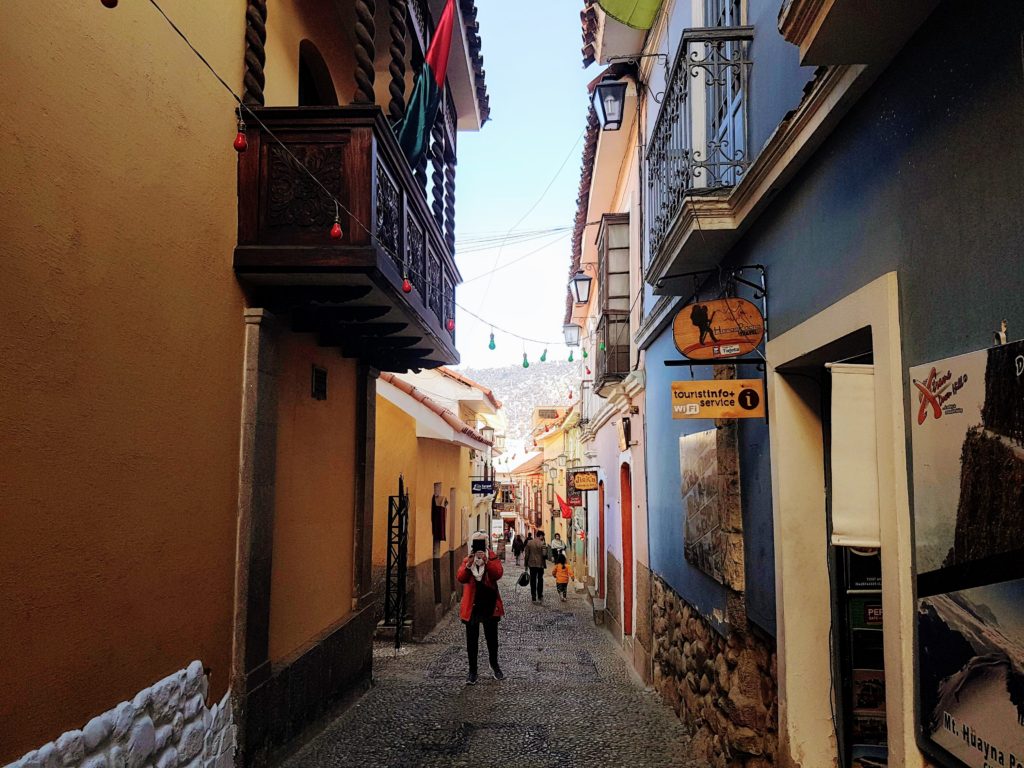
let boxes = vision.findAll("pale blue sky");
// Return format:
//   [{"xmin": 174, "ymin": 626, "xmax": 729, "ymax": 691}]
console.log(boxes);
[{"xmin": 453, "ymin": 0, "xmax": 596, "ymax": 369}]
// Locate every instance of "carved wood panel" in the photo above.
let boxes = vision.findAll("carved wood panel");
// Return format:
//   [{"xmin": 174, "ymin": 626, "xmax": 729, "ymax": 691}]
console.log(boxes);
[
  {"xmin": 266, "ymin": 145, "xmax": 343, "ymax": 228},
  {"xmin": 407, "ymin": 214, "xmax": 425, "ymax": 294},
  {"xmin": 376, "ymin": 160, "xmax": 402, "ymax": 267}
]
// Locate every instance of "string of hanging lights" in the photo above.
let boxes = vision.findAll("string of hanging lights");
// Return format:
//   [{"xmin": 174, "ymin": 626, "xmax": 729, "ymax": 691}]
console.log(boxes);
[{"xmin": 102, "ymin": 0, "xmax": 598, "ymax": 373}]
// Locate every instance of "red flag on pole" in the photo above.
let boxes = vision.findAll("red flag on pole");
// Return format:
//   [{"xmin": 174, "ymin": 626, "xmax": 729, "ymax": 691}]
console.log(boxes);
[{"xmin": 556, "ymin": 494, "xmax": 572, "ymax": 519}]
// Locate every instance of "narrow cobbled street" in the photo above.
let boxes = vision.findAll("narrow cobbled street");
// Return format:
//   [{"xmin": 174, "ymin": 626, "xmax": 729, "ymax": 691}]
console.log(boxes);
[{"xmin": 282, "ymin": 574, "xmax": 696, "ymax": 768}]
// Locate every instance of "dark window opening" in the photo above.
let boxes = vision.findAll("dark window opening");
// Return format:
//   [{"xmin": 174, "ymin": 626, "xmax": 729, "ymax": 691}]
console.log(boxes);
[
  {"xmin": 311, "ymin": 365, "xmax": 328, "ymax": 400},
  {"xmin": 298, "ymin": 40, "xmax": 339, "ymax": 107}
]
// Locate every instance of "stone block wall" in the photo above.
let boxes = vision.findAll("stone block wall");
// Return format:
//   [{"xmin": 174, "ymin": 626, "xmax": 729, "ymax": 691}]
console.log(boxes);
[
  {"xmin": 651, "ymin": 576, "xmax": 778, "ymax": 768},
  {"xmin": 605, "ymin": 553, "xmax": 622, "ymax": 637},
  {"xmin": 634, "ymin": 562, "xmax": 654, "ymax": 683},
  {"xmin": 4, "ymin": 661, "xmax": 234, "ymax": 768}
]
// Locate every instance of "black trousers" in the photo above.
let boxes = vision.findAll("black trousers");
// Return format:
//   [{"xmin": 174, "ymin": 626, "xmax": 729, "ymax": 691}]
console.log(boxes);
[
  {"xmin": 465, "ymin": 617, "xmax": 499, "ymax": 673},
  {"xmin": 529, "ymin": 566, "xmax": 545, "ymax": 599}
]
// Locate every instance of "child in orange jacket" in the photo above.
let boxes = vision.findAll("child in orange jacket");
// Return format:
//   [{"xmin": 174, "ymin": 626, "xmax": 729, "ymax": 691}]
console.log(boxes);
[{"xmin": 552, "ymin": 554, "xmax": 573, "ymax": 602}]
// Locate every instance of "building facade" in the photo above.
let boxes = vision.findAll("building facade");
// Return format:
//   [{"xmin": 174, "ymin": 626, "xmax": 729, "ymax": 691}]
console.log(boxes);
[
  {"xmin": 579, "ymin": 0, "xmax": 1024, "ymax": 766},
  {"xmin": 372, "ymin": 368, "xmax": 503, "ymax": 640},
  {"xmin": 1, "ymin": 0, "xmax": 488, "ymax": 765}
]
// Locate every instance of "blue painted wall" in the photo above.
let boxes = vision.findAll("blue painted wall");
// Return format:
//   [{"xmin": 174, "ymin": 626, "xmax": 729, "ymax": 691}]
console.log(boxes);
[
  {"xmin": 725, "ymin": 0, "xmax": 1024, "ymax": 368},
  {"xmin": 644, "ymin": 329, "xmax": 730, "ymax": 628}
]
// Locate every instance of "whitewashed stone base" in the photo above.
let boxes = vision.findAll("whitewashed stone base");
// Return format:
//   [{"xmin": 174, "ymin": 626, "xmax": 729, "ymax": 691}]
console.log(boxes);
[{"xmin": 5, "ymin": 661, "xmax": 235, "ymax": 768}]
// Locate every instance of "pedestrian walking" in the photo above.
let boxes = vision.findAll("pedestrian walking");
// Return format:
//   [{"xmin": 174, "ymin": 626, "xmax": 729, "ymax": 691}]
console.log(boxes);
[
  {"xmin": 511, "ymin": 533, "xmax": 525, "ymax": 566},
  {"xmin": 456, "ymin": 531, "xmax": 505, "ymax": 685},
  {"xmin": 552, "ymin": 554, "xmax": 573, "ymax": 602},
  {"xmin": 524, "ymin": 530, "xmax": 548, "ymax": 602}
]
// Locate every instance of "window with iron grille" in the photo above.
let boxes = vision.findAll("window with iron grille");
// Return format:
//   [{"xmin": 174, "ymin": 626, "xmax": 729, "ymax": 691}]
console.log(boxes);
[
  {"xmin": 705, "ymin": 0, "xmax": 746, "ymax": 187},
  {"xmin": 645, "ymin": 4, "xmax": 752, "ymax": 264}
]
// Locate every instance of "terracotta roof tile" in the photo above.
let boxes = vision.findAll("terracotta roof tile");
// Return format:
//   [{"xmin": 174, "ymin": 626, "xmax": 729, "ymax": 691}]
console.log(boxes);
[
  {"xmin": 437, "ymin": 367, "xmax": 503, "ymax": 409},
  {"xmin": 379, "ymin": 372, "xmax": 493, "ymax": 445}
]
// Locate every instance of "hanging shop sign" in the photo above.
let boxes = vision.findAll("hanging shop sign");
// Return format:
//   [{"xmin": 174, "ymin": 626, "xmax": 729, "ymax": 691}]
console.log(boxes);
[
  {"xmin": 909, "ymin": 339, "xmax": 1024, "ymax": 768},
  {"xmin": 672, "ymin": 297, "xmax": 765, "ymax": 360},
  {"xmin": 471, "ymin": 480, "xmax": 495, "ymax": 495},
  {"xmin": 671, "ymin": 380, "xmax": 765, "ymax": 419},
  {"xmin": 566, "ymin": 469, "xmax": 599, "ymax": 506}
]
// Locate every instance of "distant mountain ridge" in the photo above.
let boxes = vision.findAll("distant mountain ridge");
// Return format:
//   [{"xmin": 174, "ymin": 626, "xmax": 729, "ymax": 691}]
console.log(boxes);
[{"xmin": 458, "ymin": 362, "xmax": 575, "ymax": 440}]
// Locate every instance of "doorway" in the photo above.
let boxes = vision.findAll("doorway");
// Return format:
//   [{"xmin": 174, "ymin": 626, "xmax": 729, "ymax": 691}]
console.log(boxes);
[
  {"xmin": 766, "ymin": 272, "xmax": 914, "ymax": 766},
  {"xmin": 620, "ymin": 463, "xmax": 633, "ymax": 636}
]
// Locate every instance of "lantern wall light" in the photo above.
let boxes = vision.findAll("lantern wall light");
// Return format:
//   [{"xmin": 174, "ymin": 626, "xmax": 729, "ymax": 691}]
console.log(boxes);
[
  {"xmin": 570, "ymin": 263, "xmax": 596, "ymax": 305},
  {"xmin": 593, "ymin": 76, "xmax": 629, "ymax": 131},
  {"xmin": 563, "ymin": 323, "xmax": 582, "ymax": 347}
]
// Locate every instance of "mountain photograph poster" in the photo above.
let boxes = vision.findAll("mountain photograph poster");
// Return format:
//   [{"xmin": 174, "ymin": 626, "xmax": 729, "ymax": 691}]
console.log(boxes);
[{"xmin": 910, "ymin": 339, "xmax": 1024, "ymax": 768}]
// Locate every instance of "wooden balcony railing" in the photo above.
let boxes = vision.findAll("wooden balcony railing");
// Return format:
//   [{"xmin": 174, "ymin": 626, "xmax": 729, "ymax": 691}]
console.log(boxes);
[{"xmin": 234, "ymin": 105, "xmax": 460, "ymax": 370}]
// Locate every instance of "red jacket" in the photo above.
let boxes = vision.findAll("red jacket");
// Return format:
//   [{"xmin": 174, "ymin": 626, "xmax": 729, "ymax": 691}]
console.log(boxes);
[{"xmin": 456, "ymin": 550, "xmax": 505, "ymax": 621}]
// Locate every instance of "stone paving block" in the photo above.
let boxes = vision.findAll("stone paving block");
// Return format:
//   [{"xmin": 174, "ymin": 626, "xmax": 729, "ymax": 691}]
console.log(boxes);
[{"xmin": 281, "ymin": 576, "xmax": 698, "ymax": 768}]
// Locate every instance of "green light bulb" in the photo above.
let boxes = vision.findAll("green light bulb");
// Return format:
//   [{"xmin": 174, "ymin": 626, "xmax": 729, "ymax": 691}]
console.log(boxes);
[
  {"xmin": 488, "ymin": 333, "xmax": 496, "ymax": 350},
  {"xmin": 582, "ymin": 349, "xmax": 588, "ymax": 359},
  {"xmin": 568, "ymin": 351, "xmax": 574, "ymax": 362},
  {"xmin": 522, "ymin": 353, "xmax": 530, "ymax": 369},
  {"xmin": 540, "ymin": 349, "xmax": 547, "ymax": 362},
  {"xmin": 599, "ymin": 341, "xmax": 606, "ymax": 352}
]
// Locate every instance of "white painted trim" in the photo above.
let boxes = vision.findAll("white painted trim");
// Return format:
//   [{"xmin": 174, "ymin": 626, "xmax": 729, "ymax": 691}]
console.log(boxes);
[
  {"xmin": 377, "ymin": 379, "xmax": 488, "ymax": 451},
  {"xmin": 766, "ymin": 272, "xmax": 922, "ymax": 768}
]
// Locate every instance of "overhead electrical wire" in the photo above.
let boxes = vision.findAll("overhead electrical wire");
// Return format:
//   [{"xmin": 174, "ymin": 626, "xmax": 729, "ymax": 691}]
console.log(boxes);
[{"xmin": 137, "ymin": 0, "xmax": 584, "ymax": 357}]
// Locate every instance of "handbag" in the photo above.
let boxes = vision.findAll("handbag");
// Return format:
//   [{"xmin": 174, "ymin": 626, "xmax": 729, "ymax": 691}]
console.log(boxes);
[{"xmin": 517, "ymin": 570, "xmax": 530, "ymax": 587}]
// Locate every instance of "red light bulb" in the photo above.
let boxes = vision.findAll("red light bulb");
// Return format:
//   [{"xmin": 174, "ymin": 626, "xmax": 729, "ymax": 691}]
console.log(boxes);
[
  {"xmin": 330, "ymin": 219, "xmax": 343, "ymax": 240},
  {"xmin": 402, "ymin": 278, "xmax": 413, "ymax": 294},
  {"xmin": 585, "ymin": 366, "xmax": 592, "ymax": 376},
  {"xmin": 446, "ymin": 318, "xmax": 455, "ymax": 332},
  {"xmin": 233, "ymin": 131, "xmax": 248, "ymax": 152}
]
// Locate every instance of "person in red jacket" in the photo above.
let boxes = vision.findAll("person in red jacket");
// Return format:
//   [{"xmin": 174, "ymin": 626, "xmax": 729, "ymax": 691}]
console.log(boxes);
[{"xmin": 456, "ymin": 531, "xmax": 505, "ymax": 684}]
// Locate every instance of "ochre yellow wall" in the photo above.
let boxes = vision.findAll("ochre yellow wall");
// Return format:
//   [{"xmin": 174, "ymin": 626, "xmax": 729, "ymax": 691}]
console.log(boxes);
[
  {"xmin": 372, "ymin": 397, "xmax": 419, "ymax": 568},
  {"xmin": 0, "ymin": 2, "xmax": 246, "ymax": 758},
  {"xmin": 410, "ymin": 441, "xmax": 464, "ymax": 566},
  {"xmin": 371, "ymin": 396, "xmax": 470, "ymax": 572},
  {"xmin": 263, "ymin": 0, "xmax": 402, "ymax": 109},
  {"xmin": 264, "ymin": 0, "xmax": 355, "ymax": 106},
  {"xmin": 268, "ymin": 334, "xmax": 358, "ymax": 663}
]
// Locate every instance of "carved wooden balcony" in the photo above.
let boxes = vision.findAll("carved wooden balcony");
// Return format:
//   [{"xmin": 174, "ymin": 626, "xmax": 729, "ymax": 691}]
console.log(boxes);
[{"xmin": 234, "ymin": 105, "xmax": 459, "ymax": 371}]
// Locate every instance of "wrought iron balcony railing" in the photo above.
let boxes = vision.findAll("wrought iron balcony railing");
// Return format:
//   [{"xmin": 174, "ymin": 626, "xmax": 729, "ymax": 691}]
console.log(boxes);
[{"xmin": 646, "ymin": 27, "xmax": 753, "ymax": 263}]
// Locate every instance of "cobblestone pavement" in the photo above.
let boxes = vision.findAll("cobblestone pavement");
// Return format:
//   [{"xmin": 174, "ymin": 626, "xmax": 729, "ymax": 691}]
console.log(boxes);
[{"xmin": 281, "ymin": 570, "xmax": 697, "ymax": 768}]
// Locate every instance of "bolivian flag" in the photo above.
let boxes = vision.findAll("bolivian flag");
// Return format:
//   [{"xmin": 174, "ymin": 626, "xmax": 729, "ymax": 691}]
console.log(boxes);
[{"xmin": 396, "ymin": 0, "xmax": 455, "ymax": 169}]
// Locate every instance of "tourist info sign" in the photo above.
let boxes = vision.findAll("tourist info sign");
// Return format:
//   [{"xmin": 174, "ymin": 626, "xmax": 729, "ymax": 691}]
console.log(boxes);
[{"xmin": 671, "ymin": 379, "xmax": 765, "ymax": 419}]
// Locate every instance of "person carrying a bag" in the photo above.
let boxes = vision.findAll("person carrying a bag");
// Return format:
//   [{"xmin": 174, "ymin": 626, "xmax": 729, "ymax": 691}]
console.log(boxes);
[{"xmin": 524, "ymin": 530, "xmax": 548, "ymax": 602}]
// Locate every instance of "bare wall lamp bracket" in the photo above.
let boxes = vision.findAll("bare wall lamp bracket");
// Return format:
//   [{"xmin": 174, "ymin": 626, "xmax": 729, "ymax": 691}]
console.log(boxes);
[{"xmin": 606, "ymin": 53, "xmax": 670, "ymax": 103}]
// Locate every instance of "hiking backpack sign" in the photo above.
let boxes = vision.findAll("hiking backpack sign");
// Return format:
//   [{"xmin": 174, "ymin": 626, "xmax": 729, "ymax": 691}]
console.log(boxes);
[{"xmin": 672, "ymin": 298, "xmax": 764, "ymax": 360}]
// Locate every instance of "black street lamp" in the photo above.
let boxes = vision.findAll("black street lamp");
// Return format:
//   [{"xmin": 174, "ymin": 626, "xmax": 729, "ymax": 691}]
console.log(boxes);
[
  {"xmin": 570, "ymin": 271, "xmax": 593, "ymax": 304},
  {"xmin": 563, "ymin": 323, "xmax": 582, "ymax": 347},
  {"xmin": 593, "ymin": 77, "xmax": 629, "ymax": 131}
]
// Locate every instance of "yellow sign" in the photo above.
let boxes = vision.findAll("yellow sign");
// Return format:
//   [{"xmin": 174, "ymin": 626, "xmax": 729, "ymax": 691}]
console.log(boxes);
[
  {"xmin": 671, "ymin": 380, "xmax": 766, "ymax": 419},
  {"xmin": 571, "ymin": 471, "xmax": 598, "ymax": 491},
  {"xmin": 672, "ymin": 298, "xmax": 765, "ymax": 360}
]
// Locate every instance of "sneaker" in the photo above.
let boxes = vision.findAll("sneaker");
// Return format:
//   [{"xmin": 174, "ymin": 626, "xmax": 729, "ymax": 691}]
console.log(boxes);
[
  {"xmin": 466, "ymin": 671, "xmax": 478, "ymax": 685},
  {"xmin": 491, "ymin": 665, "xmax": 505, "ymax": 681}
]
